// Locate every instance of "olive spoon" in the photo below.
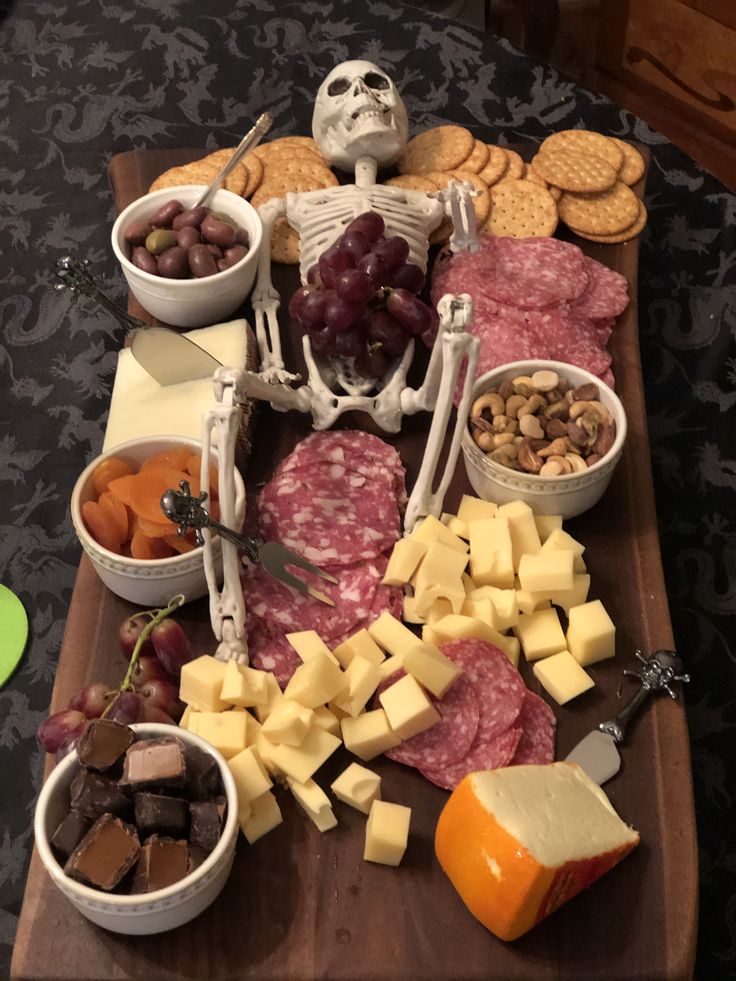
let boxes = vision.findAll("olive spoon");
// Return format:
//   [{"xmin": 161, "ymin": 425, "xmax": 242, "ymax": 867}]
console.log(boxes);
[{"xmin": 195, "ymin": 112, "xmax": 273, "ymax": 209}]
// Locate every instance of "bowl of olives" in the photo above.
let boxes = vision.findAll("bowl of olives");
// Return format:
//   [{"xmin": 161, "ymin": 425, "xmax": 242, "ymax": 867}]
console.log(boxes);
[{"xmin": 111, "ymin": 185, "xmax": 262, "ymax": 328}]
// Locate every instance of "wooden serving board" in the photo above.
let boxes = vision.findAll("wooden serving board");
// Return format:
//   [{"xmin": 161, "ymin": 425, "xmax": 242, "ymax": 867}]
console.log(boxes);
[{"xmin": 12, "ymin": 148, "xmax": 698, "ymax": 981}]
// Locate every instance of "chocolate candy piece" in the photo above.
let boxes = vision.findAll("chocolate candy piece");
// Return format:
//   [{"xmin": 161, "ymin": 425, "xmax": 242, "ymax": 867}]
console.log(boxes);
[
  {"xmin": 188, "ymin": 844, "xmax": 209, "ymax": 873},
  {"xmin": 183, "ymin": 744, "xmax": 221, "ymax": 800},
  {"xmin": 134, "ymin": 792, "xmax": 188, "ymax": 838},
  {"xmin": 189, "ymin": 800, "xmax": 224, "ymax": 852},
  {"xmin": 70, "ymin": 769, "xmax": 131, "ymax": 820},
  {"xmin": 131, "ymin": 836, "xmax": 190, "ymax": 894},
  {"xmin": 77, "ymin": 718, "xmax": 134, "ymax": 772},
  {"xmin": 121, "ymin": 736, "xmax": 186, "ymax": 790},
  {"xmin": 65, "ymin": 813, "xmax": 140, "ymax": 891},
  {"xmin": 51, "ymin": 811, "xmax": 92, "ymax": 860}
]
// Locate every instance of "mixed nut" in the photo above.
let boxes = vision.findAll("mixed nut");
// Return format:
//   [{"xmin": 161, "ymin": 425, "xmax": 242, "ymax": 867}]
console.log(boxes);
[{"xmin": 469, "ymin": 370, "xmax": 616, "ymax": 476}]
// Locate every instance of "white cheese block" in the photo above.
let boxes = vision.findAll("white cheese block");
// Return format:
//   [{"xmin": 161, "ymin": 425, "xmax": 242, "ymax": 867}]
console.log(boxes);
[
  {"xmin": 283, "ymin": 652, "xmax": 346, "ymax": 709},
  {"xmin": 403, "ymin": 643, "xmax": 462, "ymax": 698},
  {"xmin": 566, "ymin": 599, "xmax": 616, "ymax": 666},
  {"xmin": 267, "ymin": 726, "xmax": 341, "ymax": 784},
  {"xmin": 332, "ymin": 628, "xmax": 385, "ymax": 668},
  {"xmin": 541, "ymin": 527, "xmax": 587, "ymax": 573},
  {"xmin": 382, "ymin": 538, "xmax": 428, "ymax": 586},
  {"xmin": 341, "ymin": 708, "xmax": 400, "ymax": 761},
  {"xmin": 287, "ymin": 777, "xmax": 337, "ymax": 833},
  {"xmin": 239, "ymin": 789, "xmax": 283, "ymax": 844},
  {"xmin": 514, "ymin": 607, "xmax": 568, "ymax": 662},
  {"xmin": 517, "ymin": 550, "xmax": 574, "ymax": 594},
  {"xmin": 378, "ymin": 673, "xmax": 440, "ymax": 740},
  {"xmin": 286, "ymin": 630, "xmax": 339, "ymax": 666},
  {"xmin": 228, "ymin": 746, "xmax": 272, "ymax": 805},
  {"xmin": 330, "ymin": 762, "xmax": 382, "ymax": 815},
  {"xmin": 220, "ymin": 660, "xmax": 268, "ymax": 708},
  {"xmin": 409, "ymin": 514, "xmax": 468, "ymax": 553},
  {"xmin": 497, "ymin": 500, "xmax": 542, "ymax": 570},
  {"xmin": 103, "ymin": 319, "xmax": 248, "ymax": 450},
  {"xmin": 440, "ymin": 512, "xmax": 469, "ymax": 539},
  {"xmin": 261, "ymin": 699, "xmax": 315, "ymax": 746},
  {"xmin": 364, "ymin": 799, "xmax": 411, "ymax": 867},
  {"xmin": 331, "ymin": 655, "xmax": 381, "ymax": 718},
  {"xmin": 457, "ymin": 494, "xmax": 498, "ymax": 524},
  {"xmin": 533, "ymin": 513, "xmax": 563, "ymax": 543},
  {"xmin": 468, "ymin": 517, "xmax": 514, "ymax": 587},
  {"xmin": 532, "ymin": 650, "xmax": 595, "ymax": 704}
]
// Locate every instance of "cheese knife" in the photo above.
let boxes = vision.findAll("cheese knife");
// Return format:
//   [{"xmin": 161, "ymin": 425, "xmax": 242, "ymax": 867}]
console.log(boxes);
[
  {"xmin": 564, "ymin": 649, "xmax": 690, "ymax": 785},
  {"xmin": 130, "ymin": 326, "xmax": 223, "ymax": 386}
]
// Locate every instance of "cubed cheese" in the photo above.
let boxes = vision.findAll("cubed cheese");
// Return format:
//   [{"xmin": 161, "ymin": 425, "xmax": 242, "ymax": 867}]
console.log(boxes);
[
  {"xmin": 286, "ymin": 630, "xmax": 339, "ymax": 666},
  {"xmin": 332, "ymin": 628, "xmax": 385, "ymax": 669},
  {"xmin": 514, "ymin": 608, "xmax": 567, "ymax": 662},
  {"xmin": 283, "ymin": 652, "xmax": 345, "ymax": 709},
  {"xmin": 402, "ymin": 593, "xmax": 426, "ymax": 625},
  {"xmin": 364, "ymin": 800, "xmax": 411, "ymax": 866},
  {"xmin": 517, "ymin": 550, "xmax": 574, "ymax": 594},
  {"xmin": 239, "ymin": 789, "xmax": 283, "ymax": 844},
  {"xmin": 424, "ymin": 597, "xmax": 455, "ymax": 624},
  {"xmin": 195, "ymin": 711, "xmax": 249, "ymax": 758},
  {"xmin": 311, "ymin": 705, "xmax": 341, "ymax": 736},
  {"xmin": 549, "ymin": 574, "xmax": 591, "ymax": 615},
  {"xmin": 413, "ymin": 541, "xmax": 470, "ymax": 615},
  {"xmin": 341, "ymin": 708, "xmax": 401, "ymax": 761},
  {"xmin": 566, "ymin": 599, "xmax": 615, "ymax": 666},
  {"xmin": 379, "ymin": 673, "xmax": 440, "ymax": 740},
  {"xmin": 409, "ymin": 514, "xmax": 468, "ymax": 553},
  {"xmin": 434, "ymin": 764, "xmax": 639, "ymax": 941},
  {"xmin": 266, "ymin": 726, "xmax": 341, "ymax": 784},
  {"xmin": 330, "ymin": 762, "xmax": 382, "ymax": 815},
  {"xmin": 180, "ymin": 656, "xmax": 228, "ymax": 712},
  {"xmin": 403, "ymin": 643, "xmax": 462, "ymax": 698},
  {"xmin": 381, "ymin": 538, "xmax": 428, "ymax": 586},
  {"xmin": 497, "ymin": 500, "xmax": 542, "ymax": 569},
  {"xmin": 533, "ymin": 650, "xmax": 595, "ymax": 704},
  {"xmin": 220, "ymin": 659, "xmax": 269, "ymax": 708},
  {"xmin": 541, "ymin": 528, "xmax": 587, "ymax": 573},
  {"xmin": 228, "ymin": 746, "xmax": 272, "ymax": 805},
  {"xmin": 287, "ymin": 777, "xmax": 337, "ymax": 832},
  {"xmin": 468, "ymin": 517, "xmax": 514, "ymax": 587},
  {"xmin": 466, "ymin": 586, "xmax": 519, "ymax": 631},
  {"xmin": 332, "ymin": 655, "xmax": 381, "ymax": 718},
  {"xmin": 261, "ymin": 699, "xmax": 315, "ymax": 746},
  {"xmin": 441, "ymin": 512, "xmax": 469, "ymax": 539},
  {"xmin": 254, "ymin": 672, "xmax": 284, "ymax": 723},
  {"xmin": 515, "ymin": 582, "xmax": 552, "ymax": 616},
  {"xmin": 367, "ymin": 612, "xmax": 421, "ymax": 658},
  {"xmin": 457, "ymin": 494, "xmax": 498, "ymax": 524},
  {"xmin": 533, "ymin": 513, "xmax": 563, "ymax": 543}
]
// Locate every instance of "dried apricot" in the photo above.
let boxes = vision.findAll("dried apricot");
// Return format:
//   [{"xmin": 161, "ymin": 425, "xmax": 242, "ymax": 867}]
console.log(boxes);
[
  {"xmin": 92, "ymin": 457, "xmax": 133, "ymax": 497},
  {"xmin": 185, "ymin": 452, "xmax": 219, "ymax": 494},
  {"xmin": 140, "ymin": 447, "xmax": 193, "ymax": 472},
  {"xmin": 81, "ymin": 499, "xmax": 125, "ymax": 553},
  {"xmin": 129, "ymin": 468, "xmax": 200, "ymax": 523},
  {"xmin": 138, "ymin": 516, "xmax": 177, "ymax": 539},
  {"xmin": 130, "ymin": 529, "xmax": 176, "ymax": 560},
  {"xmin": 98, "ymin": 491, "xmax": 130, "ymax": 543},
  {"xmin": 164, "ymin": 533, "xmax": 198, "ymax": 554},
  {"xmin": 107, "ymin": 474, "xmax": 136, "ymax": 507}
]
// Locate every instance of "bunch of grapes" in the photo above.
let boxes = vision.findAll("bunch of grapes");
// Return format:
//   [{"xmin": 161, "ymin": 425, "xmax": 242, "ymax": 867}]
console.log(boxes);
[
  {"xmin": 37, "ymin": 600, "xmax": 196, "ymax": 759},
  {"xmin": 288, "ymin": 211, "xmax": 439, "ymax": 381}
]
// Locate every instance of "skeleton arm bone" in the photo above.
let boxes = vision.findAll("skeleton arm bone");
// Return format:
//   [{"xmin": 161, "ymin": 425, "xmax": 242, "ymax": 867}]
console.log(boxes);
[{"xmin": 252, "ymin": 196, "xmax": 296, "ymax": 382}]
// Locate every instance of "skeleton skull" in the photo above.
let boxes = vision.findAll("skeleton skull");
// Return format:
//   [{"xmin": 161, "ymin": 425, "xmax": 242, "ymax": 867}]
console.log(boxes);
[{"xmin": 312, "ymin": 60, "xmax": 409, "ymax": 171}]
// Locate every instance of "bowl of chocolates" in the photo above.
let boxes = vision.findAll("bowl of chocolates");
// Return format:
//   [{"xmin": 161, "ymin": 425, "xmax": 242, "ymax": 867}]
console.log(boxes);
[
  {"xmin": 34, "ymin": 720, "xmax": 239, "ymax": 935},
  {"xmin": 111, "ymin": 185, "xmax": 262, "ymax": 328}
]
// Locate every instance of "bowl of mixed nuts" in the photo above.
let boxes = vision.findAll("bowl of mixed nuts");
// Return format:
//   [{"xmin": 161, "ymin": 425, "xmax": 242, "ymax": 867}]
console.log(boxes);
[{"xmin": 461, "ymin": 360, "xmax": 627, "ymax": 519}]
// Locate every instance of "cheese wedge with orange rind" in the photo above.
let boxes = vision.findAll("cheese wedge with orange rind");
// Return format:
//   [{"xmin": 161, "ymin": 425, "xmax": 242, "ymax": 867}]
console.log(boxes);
[{"xmin": 435, "ymin": 763, "xmax": 639, "ymax": 941}]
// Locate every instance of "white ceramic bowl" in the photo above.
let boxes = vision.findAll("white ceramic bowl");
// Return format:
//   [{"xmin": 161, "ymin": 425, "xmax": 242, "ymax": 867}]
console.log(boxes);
[
  {"xmin": 461, "ymin": 360, "xmax": 627, "ymax": 519},
  {"xmin": 34, "ymin": 723, "xmax": 239, "ymax": 935},
  {"xmin": 70, "ymin": 436, "xmax": 245, "ymax": 606},
  {"xmin": 111, "ymin": 185, "xmax": 262, "ymax": 328}
]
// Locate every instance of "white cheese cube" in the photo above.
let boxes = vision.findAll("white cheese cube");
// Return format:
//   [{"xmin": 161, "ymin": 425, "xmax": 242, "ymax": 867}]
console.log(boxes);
[
  {"xmin": 515, "ymin": 581, "xmax": 552, "ymax": 616},
  {"xmin": 461, "ymin": 595, "xmax": 495, "ymax": 626},
  {"xmin": 533, "ymin": 513, "xmax": 563, "ymax": 543},
  {"xmin": 549, "ymin": 574, "xmax": 591, "ymax": 615},
  {"xmin": 364, "ymin": 800, "xmax": 411, "ymax": 867},
  {"xmin": 566, "ymin": 599, "xmax": 616, "ymax": 666},
  {"xmin": 367, "ymin": 612, "xmax": 421, "ymax": 658},
  {"xmin": 403, "ymin": 643, "xmax": 462, "ymax": 698},
  {"xmin": 341, "ymin": 708, "xmax": 401, "ymax": 761},
  {"xmin": 332, "ymin": 628, "xmax": 385, "ymax": 669},
  {"xmin": 541, "ymin": 528, "xmax": 587, "ymax": 573},
  {"xmin": 254, "ymin": 672, "xmax": 284, "ymax": 723},
  {"xmin": 286, "ymin": 630, "xmax": 339, "ymax": 666},
  {"xmin": 180, "ymin": 656, "xmax": 228, "ymax": 712},
  {"xmin": 441, "ymin": 512, "xmax": 469, "ymax": 539},
  {"xmin": 376, "ymin": 655, "xmax": 407, "ymax": 682},
  {"xmin": 402, "ymin": 593, "xmax": 426, "ymax": 625},
  {"xmin": 422, "ymin": 625, "xmax": 440, "ymax": 647},
  {"xmin": 517, "ymin": 550, "xmax": 574, "ymax": 594},
  {"xmin": 457, "ymin": 494, "xmax": 498, "ymax": 524},
  {"xmin": 228, "ymin": 746, "xmax": 272, "ymax": 805},
  {"xmin": 239, "ymin": 789, "xmax": 283, "ymax": 844},
  {"xmin": 283, "ymin": 651, "xmax": 345, "ymax": 709},
  {"xmin": 413, "ymin": 541, "xmax": 470, "ymax": 616},
  {"xmin": 409, "ymin": 514, "xmax": 468, "ymax": 553},
  {"xmin": 514, "ymin": 607, "xmax": 567, "ymax": 662},
  {"xmin": 468, "ymin": 517, "xmax": 514, "ymax": 587},
  {"xmin": 424, "ymin": 596, "xmax": 455, "ymax": 624},
  {"xmin": 287, "ymin": 777, "xmax": 337, "ymax": 832},
  {"xmin": 382, "ymin": 538, "xmax": 428, "ymax": 586},
  {"xmin": 332, "ymin": 655, "xmax": 382, "ymax": 718},
  {"xmin": 179, "ymin": 705, "xmax": 196, "ymax": 731},
  {"xmin": 466, "ymin": 586, "xmax": 519, "ymax": 631},
  {"xmin": 379, "ymin": 673, "xmax": 440, "ymax": 740},
  {"xmin": 462, "ymin": 571, "xmax": 476, "ymax": 593},
  {"xmin": 220, "ymin": 659, "xmax": 269, "ymax": 708},
  {"xmin": 255, "ymin": 729, "xmax": 285, "ymax": 777},
  {"xmin": 311, "ymin": 704, "xmax": 341, "ymax": 736},
  {"xmin": 330, "ymin": 763, "xmax": 382, "ymax": 815},
  {"xmin": 242, "ymin": 710, "xmax": 262, "ymax": 748},
  {"xmin": 497, "ymin": 500, "xmax": 542, "ymax": 570},
  {"xmin": 413, "ymin": 579, "xmax": 466, "ymax": 618},
  {"xmin": 261, "ymin": 699, "xmax": 315, "ymax": 746},
  {"xmin": 194, "ymin": 711, "xmax": 249, "ymax": 759},
  {"xmin": 267, "ymin": 726, "xmax": 341, "ymax": 784},
  {"xmin": 533, "ymin": 650, "xmax": 595, "ymax": 704}
]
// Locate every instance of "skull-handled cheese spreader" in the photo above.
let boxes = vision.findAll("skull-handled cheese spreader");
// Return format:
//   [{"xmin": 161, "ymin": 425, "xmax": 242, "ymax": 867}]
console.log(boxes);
[
  {"xmin": 160, "ymin": 482, "xmax": 338, "ymax": 607},
  {"xmin": 565, "ymin": 649, "xmax": 690, "ymax": 784}
]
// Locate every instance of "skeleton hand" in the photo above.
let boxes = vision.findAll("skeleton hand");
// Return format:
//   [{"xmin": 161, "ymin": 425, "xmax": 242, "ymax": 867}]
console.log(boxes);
[{"xmin": 259, "ymin": 365, "xmax": 301, "ymax": 385}]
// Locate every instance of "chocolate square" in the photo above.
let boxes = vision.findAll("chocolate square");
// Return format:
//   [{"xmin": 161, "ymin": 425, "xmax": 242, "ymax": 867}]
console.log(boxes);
[
  {"xmin": 51, "ymin": 810, "xmax": 92, "ymax": 860},
  {"xmin": 77, "ymin": 718, "xmax": 134, "ymax": 772},
  {"xmin": 134, "ymin": 792, "xmax": 188, "ymax": 838},
  {"xmin": 189, "ymin": 800, "xmax": 224, "ymax": 852},
  {"xmin": 70, "ymin": 769, "xmax": 131, "ymax": 820},
  {"xmin": 130, "ymin": 836, "xmax": 190, "ymax": 894},
  {"xmin": 183, "ymin": 743, "xmax": 221, "ymax": 800},
  {"xmin": 121, "ymin": 736, "xmax": 186, "ymax": 790},
  {"xmin": 65, "ymin": 813, "xmax": 140, "ymax": 891}
]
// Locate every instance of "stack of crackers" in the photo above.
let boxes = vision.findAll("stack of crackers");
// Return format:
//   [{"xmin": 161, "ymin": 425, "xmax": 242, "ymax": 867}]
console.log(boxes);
[
  {"xmin": 148, "ymin": 137, "xmax": 338, "ymax": 264},
  {"xmin": 393, "ymin": 124, "xmax": 646, "ymax": 244}
]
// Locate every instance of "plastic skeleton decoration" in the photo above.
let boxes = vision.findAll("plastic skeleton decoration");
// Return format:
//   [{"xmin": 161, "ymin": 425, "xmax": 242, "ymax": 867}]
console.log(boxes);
[{"xmin": 199, "ymin": 60, "xmax": 480, "ymax": 661}]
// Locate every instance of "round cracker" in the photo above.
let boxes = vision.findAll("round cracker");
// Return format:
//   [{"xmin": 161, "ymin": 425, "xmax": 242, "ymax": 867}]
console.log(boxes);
[
  {"xmin": 400, "ymin": 125, "xmax": 475, "ymax": 175},
  {"xmin": 500, "ymin": 147, "xmax": 524, "ymax": 180},
  {"xmin": 459, "ymin": 139, "xmax": 490, "ymax": 174},
  {"xmin": 250, "ymin": 175, "xmax": 327, "ymax": 210},
  {"xmin": 200, "ymin": 150, "xmax": 248, "ymax": 196},
  {"xmin": 428, "ymin": 215, "xmax": 453, "ymax": 246},
  {"xmin": 271, "ymin": 216, "xmax": 300, "ymax": 264},
  {"xmin": 478, "ymin": 145, "xmax": 508, "ymax": 186},
  {"xmin": 540, "ymin": 130, "xmax": 624, "ymax": 171},
  {"xmin": 253, "ymin": 141, "xmax": 324, "ymax": 164},
  {"xmin": 531, "ymin": 149, "xmax": 617, "ymax": 193},
  {"xmin": 148, "ymin": 164, "xmax": 213, "ymax": 193},
  {"xmin": 558, "ymin": 181, "xmax": 641, "ymax": 235},
  {"xmin": 484, "ymin": 179, "xmax": 558, "ymax": 238},
  {"xmin": 383, "ymin": 174, "xmax": 439, "ymax": 193},
  {"xmin": 610, "ymin": 138, "xmax": 646, "ymax": 186},
  {"xmin": 445, "ymin": 169, "xmax": 491, "ymax": 225},
  {"xmin": 242, "ymin": 152, "xmax": 264, "ymax": 198},
  {"xmin": 573, "ymin": 199, "xmax": 648, "ymax": 243},
  {"xmin": 261, "ymin": 156, "xmax": 338, "ymax": 187}
]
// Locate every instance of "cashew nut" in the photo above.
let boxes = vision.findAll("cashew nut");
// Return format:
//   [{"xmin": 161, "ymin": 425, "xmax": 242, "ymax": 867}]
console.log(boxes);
[
  {"xmin": 494, "ymin": 432, "xmax": 516, "ymax": 447},
  {"xmin": 471, "ymin": 391, "xmax": 505, "ymax": 418},
  {"xmin": 519, "ymin": 413, "xmax": 545, "ymax": 439},
  {"xmin": 538, "ymin": 436, "xmax": 570, "ymax": 458},
  {"xmin": 492, "ymin": 414, "xmax": 517, "ymax": 434},
  {"xmin": 565, "ymin": 452, "xmax": 588, "ymax": 472},
  {"xmin": 539, "ymin": 459, "xmax": 565, "ymax": 476},
  {"xmin": 530, "ymin": 369, "xmax": 559, "ymax": 392},
  {"xmin": 517, "ymin": 438, "xmax": 543, "ymax": 473},
  {"xmin": 473, "ymin": 430, "xmax": 496, "ymax": 452},
  {"xmin": 568, "ymin": 400, "xmax": 611, "ymax": 424},
  {"xmin": 505, "ymin": 394, "xmax": 528, "ymax": 419}
]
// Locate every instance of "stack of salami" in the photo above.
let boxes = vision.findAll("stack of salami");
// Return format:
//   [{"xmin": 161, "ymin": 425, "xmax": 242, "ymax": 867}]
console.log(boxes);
[
  {"xmin": 242, "ymin": 431, "xmax": 406, "ymax": 686},
  {"xmin": 378, "ymin": 639, "xmax": 556, "ymax": 790},
  {"xmin": 430, "ymin": 236, "xmax": 629, "ymax": 394}
]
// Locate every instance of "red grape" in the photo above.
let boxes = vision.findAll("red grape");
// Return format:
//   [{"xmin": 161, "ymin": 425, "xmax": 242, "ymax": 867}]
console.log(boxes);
[
  {"xmin": 37, "ymin": 710, "xmax": 87, "ymax": 754},
  {"xmin": 306, "ymin": 263, "xmax": 322, "ymax": 286},
  {"xmin": 374, "ymin": 235, "xmax": 410, "ymax": 271},
  {"xmin": 422, "ymin": 305, "xmax": 440, "ymax": 348},
  {"xmin": 387, "ymin": 263, "xmax": 425, "ymax": 294},
  {"xmin": 319, "ymin": 246, "xmax": 353, "ymax": 289},
  {"xmin": 324, "ymin": 292, "xmax": 363, "ymax": 332},
  {"xmin": 300, "ymin": 289, "xmax": 328, "ymax": 329},
  {"xmin": 338, "ymin": 229, "xmax": 371, "ymax": 261},
  {"xmin": 119, "ymin": 613, "xmax": 155, "ymax": 661},
  {"xmin": 68, "ymin": 683, "xmax": 115, "ymax": 719},
  {"xmin": 137, "ymin": 679, "xmax": 184, "ymax": 721},
  {"xmin": 355, "ymin": 346, "xmax": 391, "ymax": 379},
  {"xmin": 106, "ymin": 690, "xmax": 145, "ymax": 725},
  {"xmin": 387, "ymin": 288, "xmax": 433, "ymax": 336},
  {"xmin": 334, "ymin": 329, "xmax": 364, "ymax": 358},
  {"xmin": 288, "ymin": 285, "xmax": 312, "ymax": 321},
  {"xmin": 346, "ymin": 212, "xmax": 385, "ymax": 243},
  {"xmin": 130, "ymin": 653, "xmax": 174, "ymax": 688},
  {"xmin": 357, "ymin": 252, "xmax": 389, "ymax": 288},
  {"xmin": 335, "ymin": 268, "xmax": 374, "ymax": 305},
  {"xmin": 310, "ymin": 325, "xmax": 338, "ymax": 355},
  {"xmin": 150, "ymin": 618, "xmax": 194, "ymax": 677},
  {"xmin": 366, "ymin": 309, "xmax": 410, "ymax": 357}
]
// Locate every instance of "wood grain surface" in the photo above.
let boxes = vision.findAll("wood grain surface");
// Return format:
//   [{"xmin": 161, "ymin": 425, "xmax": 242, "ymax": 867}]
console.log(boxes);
[{"xmin": 12, "ymin": 147, "xmax": 698, "ymax": 981}]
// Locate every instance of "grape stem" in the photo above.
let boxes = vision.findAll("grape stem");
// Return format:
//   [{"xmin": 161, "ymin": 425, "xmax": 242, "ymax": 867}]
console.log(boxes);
[{"xmin": 101, "ymin": 594, "xmax": 185, "ymax": 717}]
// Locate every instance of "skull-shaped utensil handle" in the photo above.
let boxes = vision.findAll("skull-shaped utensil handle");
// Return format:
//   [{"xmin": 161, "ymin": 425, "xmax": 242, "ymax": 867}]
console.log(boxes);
[
  {"xmin": 160, "ymin": 482, "xmax": 260, "ymax": 562},
  {"xmin": 54, "ymin": 256, "xmax": 148, "ymax": 332},
  {"xmin": 598, "ymin": 649, "xmax": 690, "ymax": 745}
]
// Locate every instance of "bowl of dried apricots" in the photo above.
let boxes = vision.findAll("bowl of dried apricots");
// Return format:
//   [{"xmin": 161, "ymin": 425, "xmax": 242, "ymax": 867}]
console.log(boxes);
[{"xmin": 70, "ymin": 436, "xmax": 245, "ymax": 606}]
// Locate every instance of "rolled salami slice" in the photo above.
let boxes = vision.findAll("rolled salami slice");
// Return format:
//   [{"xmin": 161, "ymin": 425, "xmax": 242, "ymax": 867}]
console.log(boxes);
[
  {"xmin": 420, "ymin": 726, "xmax": 523, "ymax": 791},
  {"xmin": 509, "ymin": 691, "xmax": 556, "ymax": 766}
]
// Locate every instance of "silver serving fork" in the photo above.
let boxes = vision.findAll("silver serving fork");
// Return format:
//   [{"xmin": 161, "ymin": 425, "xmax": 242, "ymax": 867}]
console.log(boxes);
[{"xmin": 160, "ymin": 482, "xmax": 338, "ymax": 606}]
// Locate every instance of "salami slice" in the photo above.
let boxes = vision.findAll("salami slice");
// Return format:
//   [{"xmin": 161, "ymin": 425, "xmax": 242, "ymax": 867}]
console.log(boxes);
[
  {"xmin": 509, "ymin": 691, "xmax": 556, "ymax": 766},
  {"xmin": 248, "ymin": 632, "xmax": 301, "ymax": 689},
  {"xmin": 420, "ymin": 726, "xmax": 523, "ymax": 791},
  {"xmin": 569, "ymin": 257, "xmax": 629, "ymax": 320},
  {"xmin": 440, "ymin": 639, "xmax": 526, "ymax": 742},
  {"xmin": 379, "ymin": 672, "xmax": 480, "ymax": 770}
]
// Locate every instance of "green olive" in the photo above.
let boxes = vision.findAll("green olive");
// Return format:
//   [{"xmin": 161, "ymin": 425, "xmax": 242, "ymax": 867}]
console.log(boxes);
[
  {"xmin": 210, "ymin": 211, "xmax": 238, "ymax": 229},
  {"xmin": 145, "ymin": 229, "xmax": 178, "ymax": 255}
]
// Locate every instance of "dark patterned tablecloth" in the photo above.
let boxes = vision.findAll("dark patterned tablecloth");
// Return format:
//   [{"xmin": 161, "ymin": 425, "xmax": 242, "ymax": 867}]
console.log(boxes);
[{"xmin": 0, "ymin": 1, "xmax": 734, "ymax": 978}]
